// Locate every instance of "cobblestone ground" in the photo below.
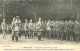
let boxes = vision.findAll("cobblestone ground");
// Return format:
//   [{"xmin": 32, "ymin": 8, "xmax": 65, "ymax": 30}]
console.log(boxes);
[{"xmin": 0, "ymin": 34, "xmax": 80, "ymax": 45}]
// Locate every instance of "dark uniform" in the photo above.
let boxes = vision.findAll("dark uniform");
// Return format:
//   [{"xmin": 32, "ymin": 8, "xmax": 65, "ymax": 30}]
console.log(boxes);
[
  {"xmin": 11, "ymin": 18, "xmax": 16, "ymax": 41},
  {"xmin": 52, "ymin": 22, "xmax": 56, "ymax": 39},
  {"xmin": 36, "ymin": 18, "xmax": 42, "ymax": 41},
  {"xmin": 55, "ymin": 22, "xmax": 59, "ymax": 40},
  {"xmin": 68, "ymin": 21, "xmax": 74, "ymax": 41},
  {"xmin": 46, "ymin": 20, "xmax": 52, "ymax": 39},
  {"xmin": 1, "ymin": 19, "xmax": 7, "ymax": 39},
  {"xmin": 24, "ymin": 22, "xmax": 29, "ymax": 39},
  {"xmin": 41, "ymin": 21, "xmax": 45, "ymax": 38},
  {"xmin": 74, "ymin": 21, "xmax": 79, "ymax": 42},
  {"xmin": 59, "ymin": 22, "xmax": 64, "ymax": 40},
  {"xmin": 29, "ymin": 19, "xmax": 33, "ymax": 39},
  {"xmin": 64, "ymin": 22, "xmax": 69, "ymax": 41}
]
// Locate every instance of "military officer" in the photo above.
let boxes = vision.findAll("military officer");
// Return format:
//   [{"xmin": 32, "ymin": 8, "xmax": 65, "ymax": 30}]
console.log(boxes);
[
  {"xmin": 29, "ymin": 19, "xmax": 33, "ymax": 39},
  {"xmin": 68, "ymin": 20, "xmax": 74, "ymax": 41},
  {"xmin": 14, "ymin": 23, "xmax": 20, "ymax": 42},
  {"xmin": 59, "ymin": 21, "xmax": 64, "ymax": 40},
  {"xmin": 11, "ymin": 17, "xmax": 16, "ymax": 41},
  {"xmin": 74, "ymin": 21, "xmax": 79, "ymax": 42},
  {"xmin": 64, "ymin": 21, "xmax": 69, "ymax": 41},
  {"xmin": 36, "ymin": 18, "xmax": 42, "ymax": 41},
  {"xmin": 52, "ymin": 21, "xmax": 56, "ymax": 39},
  {"xmin": 46, "ymin": 20, "xmax": 52, "ymax": 39},
  {"xmin": 14, "ymin": 16, "xmax": 21, "ymax": 41},
  {"xmin": 33, "ymin": 23, "xmax": 36, "ymax": 37},
  {"xmin": 41, "ymin": 21, "xmax": 45, "ymax": 38},
  {"xmin": 1, "ymin": 19, "xmax": 7, "ymax": 39},
  {"xmin": 55, "ymin": 21, "xmax": 59, "ymax": 40},
  {"xmin": 24, "ymin": 19, "xmax": 29, "ymax": 39},
  {"xmin": 15, "ymin": 16, "xmax": 21, "ymax": 38}
]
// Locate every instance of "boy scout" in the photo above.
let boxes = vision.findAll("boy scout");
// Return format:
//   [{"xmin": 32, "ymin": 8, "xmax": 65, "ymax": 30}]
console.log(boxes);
[{"xmin": 1, "ymin": 19, "xmax": 7, "ymax": 39}]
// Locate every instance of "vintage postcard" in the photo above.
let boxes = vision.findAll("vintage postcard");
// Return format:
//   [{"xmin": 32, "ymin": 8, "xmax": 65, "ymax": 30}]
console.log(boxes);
[{"xmin": 0, "ymin": 0, "xmax": 80, "ymax": 51}]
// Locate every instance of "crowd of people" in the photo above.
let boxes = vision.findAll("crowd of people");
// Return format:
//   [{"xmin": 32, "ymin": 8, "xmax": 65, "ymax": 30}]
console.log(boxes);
[{"xmin": 0, "ymin": 16, "xmax": 80, "ymax": 42}]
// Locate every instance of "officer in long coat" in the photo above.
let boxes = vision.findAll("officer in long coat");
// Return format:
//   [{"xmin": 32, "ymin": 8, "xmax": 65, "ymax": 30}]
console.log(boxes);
[
  {"xmin": 55, "ymin": 21, "xmax": 59, "ymax": 40},
  {"xmin": 11, "ymin": 17, "xmax": 16, "ymax": 41},
  {"xmin": 15, "ymin": 16, "xmax": 21, "ymax": 38},
  {"xmin": 14, "ymin": 16, "xmax": 21, "ymax": 41},
  {"xmin": 1, "ymin": 19, "xmax": 7, "ymax": 39},
  {"xmin": 41, "ymin": 21, "xmax": 46, "ymax": 38},
  {"xmin": 36, "ymin": 18, "xmax": 42, "ymax": 41},
  {"xmin": 46, "ymin": 20, "xmax": 52, "ymax": 39},
  {"xmin": 68, "ymin": 20, "xmax": 74, "ymax": 41},
  {"xmin": 33, "ymin": 23, "xmax": 36, "ymax": 37},
  {"xmin": 52, "ymin": 21, "xmax": 56, "ymax": 39},
  {"xmin": 74, "ymin": 21, "xmax": 79, "ymax": 42},
  {"xmin": 24, "ymin": 19, "xmax": 29, "ymax": 39},
  {"xmin": 29, "ymin": 19, "xmax": 33, "ymax": 39},
  {"xmin": 64, "ymin": 21, "xmax": 69, "ymax": 41},
  {"xmin": 59, "ymin": 21, "xmax": 64, "ymax": 40}
]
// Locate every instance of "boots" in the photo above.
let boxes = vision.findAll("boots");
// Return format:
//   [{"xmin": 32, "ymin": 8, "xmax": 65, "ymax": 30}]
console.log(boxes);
[
  {"xmin": 12, "ymin": 36, "xmax": 14, "ymax": 41},
  {"xmin": 15, "ymin": 36, "xmax": 18, "ymax": 42}
]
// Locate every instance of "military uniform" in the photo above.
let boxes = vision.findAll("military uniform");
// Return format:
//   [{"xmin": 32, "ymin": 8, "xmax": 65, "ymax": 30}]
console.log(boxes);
[
  {"xmin": 74, "ymin": 21, "xmax": 79, "ymax": 42},
  {"xmin": 1, "ymin": 19, "xmax": 7, "ymax": 39},
  {"xmin": 59, "ymin": 22, "xmax": 64, "ymax": 40},
  {"xmin": 68, "ymin": 21, "xmax": 74, "ymax": 41},
  {"xmin": 14, "ymin": 24, "xmax": 20, "ymax": 42},
  {"xmin": 29, "ymin": 19, "xmax": 33, "ymax": 39},
  {"xmin": 14, "ymin": 16, "xmax": 21, "ymax": 41},
  {"xmin": 24, "ymin": 21, "xmax": 29, "ymax": 39},
  {"xmin": 36, "ymin": 18, "xmax": 42, "ymax": 41},
  {"xmin": 46, "ymin": 20, "xmax": 52, "ymax": 39},
  {"xmin": 55, "ymin": 22, "xmax": 59, "ymax": 40},
  {"xmin": 64, "ymin": 22, "xmax": 69, "ymax": 41},
  {"xmin": 52, "ymin": 22, "xmax": 56, "ymax": 39},
  {"xmin": 33, "ymin": 23, "xmax": 36, "ymax": 37},
  {"xmin": 11, "ymin": 18, "xmax": 16, "ymax": 41}
]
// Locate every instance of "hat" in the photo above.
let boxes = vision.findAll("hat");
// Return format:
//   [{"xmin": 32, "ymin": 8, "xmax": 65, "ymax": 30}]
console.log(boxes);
[
  {"xmin": 39, "ymin": 17, "xmax": 41, "ymax": 20},
  {"xmin": 30, "ymin": 19, "xmax": 32, "ymax": 22},
  {"xmin": 16, "ymin": 16, "xmax": 19, "ymax": 18}
]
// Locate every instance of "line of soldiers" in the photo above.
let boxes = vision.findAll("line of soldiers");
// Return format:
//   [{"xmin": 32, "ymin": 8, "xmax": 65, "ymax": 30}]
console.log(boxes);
[
  {"xmin": 1, "ymin": 16, "xmax": 42, "ymax": 41},
  {"xmin": 1, "ymin": 16, "xmax": 80, "ymax": 42}
]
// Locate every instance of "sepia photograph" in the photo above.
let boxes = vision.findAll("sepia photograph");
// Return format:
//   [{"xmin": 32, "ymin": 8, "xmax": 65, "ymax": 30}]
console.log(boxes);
[{"xmin": 0, "ymin": 0, "xmax": 80, "ymax": 51}]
